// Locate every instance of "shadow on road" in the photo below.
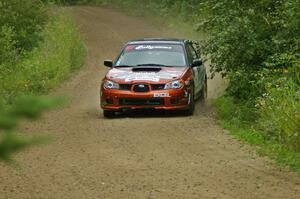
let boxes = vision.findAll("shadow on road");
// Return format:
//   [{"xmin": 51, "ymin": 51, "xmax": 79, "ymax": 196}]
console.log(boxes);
[{"xmin": 105, "ymin": 109, "xmax": 187, "ymax": 119}]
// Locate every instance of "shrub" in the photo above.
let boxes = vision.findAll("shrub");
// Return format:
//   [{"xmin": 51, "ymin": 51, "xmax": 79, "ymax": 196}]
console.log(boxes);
[
  {"xmin": 258, "ymin": 79, "xmax": 300, "ymax": 150},
  {"xmin": 0, "ymin": 26, "xmax": 17, "ymax": 64},
  {"xmin": 0, "ymin": 2, "xmax": 85, "ymax": 161},
  {"xmin": 0, "ymin": 0, "xmax": 47, "ymax": 52},
  {"xmin": 0, "ymin": 8, "xmax": 86, "ymax": 104},
  {"xmin": 197, "ymin": 0, "xmax": 300, "ymax": 98},
  {"xmin": 215, "ymin": 96, "xmax": 258, "ymax": 125}
]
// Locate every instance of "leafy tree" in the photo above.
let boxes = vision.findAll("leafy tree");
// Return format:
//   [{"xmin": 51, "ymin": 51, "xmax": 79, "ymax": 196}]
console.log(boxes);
[{"xmin": 197, "ymin": 0, "xmax": 300, "ymax": 99}]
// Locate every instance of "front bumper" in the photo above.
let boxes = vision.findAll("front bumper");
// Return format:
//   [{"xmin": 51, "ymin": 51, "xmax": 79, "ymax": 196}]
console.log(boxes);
[{"xmin": 101, "ymin": 87, "xmax": 190, "ymax": 111}]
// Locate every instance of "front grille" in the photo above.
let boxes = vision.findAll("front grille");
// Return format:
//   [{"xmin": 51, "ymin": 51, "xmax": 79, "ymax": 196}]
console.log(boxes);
[
  {"xmin": 119, "ymin": 98, "xmax": 164, "ymax": 106},
  {"xmin": 170, "ymin": 98, "xmax": 179, "ymax": 105},
  {"xmin": 151, "ymin": 84, "xmax": 165, "ymax": 90},
  {"xmin": 133, "ymin": 84, "xmax": 150, "ymax": 92},
  {"xmin": 119, "ymin": 84, "xmax": 166, "ymax": 91},
  {"xmin": 105, "ymin": 99, "xmax": 114, "ymax": 104},
  {"xmin": 119, "ymin": 84, "xmax": 132, "ymax": 91}
]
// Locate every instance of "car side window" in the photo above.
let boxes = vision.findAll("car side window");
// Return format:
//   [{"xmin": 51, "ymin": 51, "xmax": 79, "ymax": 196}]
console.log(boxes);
[{"xmin": 186, "ymin": 44, "xmax": 198, "ymax": 65}]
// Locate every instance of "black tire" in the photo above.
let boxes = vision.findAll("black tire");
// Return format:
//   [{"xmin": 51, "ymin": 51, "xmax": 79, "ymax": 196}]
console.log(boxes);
[
  {"xmin": 103, "ymin": 110, "xmax": 116, "ymax": 118},
  {"xmin": 183, "ymin": 87, "xmax": 195, "ymax": 116},
  {"xmin": 200, "ymin": 79, "xmax": 207, "ymax": 103}
]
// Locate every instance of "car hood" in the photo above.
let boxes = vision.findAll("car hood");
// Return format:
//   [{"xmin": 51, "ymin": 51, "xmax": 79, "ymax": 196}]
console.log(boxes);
[{"xmin": 106, "ymin": 66, "xmax": 188, "ymax": 84}]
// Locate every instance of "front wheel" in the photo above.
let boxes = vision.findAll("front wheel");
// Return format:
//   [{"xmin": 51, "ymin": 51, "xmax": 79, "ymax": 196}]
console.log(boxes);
[{"xmin": 183, "ymin": 87, "xmax": 195, "ymax": 116}]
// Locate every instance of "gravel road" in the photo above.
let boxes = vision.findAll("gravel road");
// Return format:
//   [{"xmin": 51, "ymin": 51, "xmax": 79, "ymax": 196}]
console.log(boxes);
[{"xmin": 0, "ymin": 6, "xmax": 299, "ymax": 199}]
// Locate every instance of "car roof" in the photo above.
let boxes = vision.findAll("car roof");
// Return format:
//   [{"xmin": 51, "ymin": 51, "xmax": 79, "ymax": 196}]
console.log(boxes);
[{"xmin": 127, "ymin": 38, "xmax": 188, "ymax": 45}]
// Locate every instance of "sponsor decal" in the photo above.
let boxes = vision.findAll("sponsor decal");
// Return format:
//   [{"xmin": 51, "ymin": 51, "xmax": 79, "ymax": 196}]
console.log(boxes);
[
  {"xmin": 111, "ymin": 71, "xmax": 179, "ymax": 82},
  {"xmin": 124, "ymin": 45, "xmax": 173, "ymax": 52},
  {"xmin": 154, "ymin": 93, "xmax": 170, "ymax": 98},
  {"xmin": 135, "ymin": 45, "xmax": 173, "ymax": 50},
  {"xmin": 124, "ymin": 72, "xmax": 160, "ymax": 82}
]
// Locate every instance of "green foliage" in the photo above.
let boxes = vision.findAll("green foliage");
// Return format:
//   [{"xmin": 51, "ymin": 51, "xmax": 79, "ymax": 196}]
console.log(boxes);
[
  {"xmin": 0, "ymin": 0, "xmax": 47, "ymax": 52},
  {"xmin": 215, "ymin": 96, "xmax": 258, "ymax": 124},
  {"xmin": 198, "ymin": 0, "xmax": 300, "ymax": 98},
  {"xmin": 43, "ymin": 0, "xmax": 91, "ymax": 5},
  {"xmin": 0, "ymin": 26, "xmax": 17, "ymax": 64},
  {"xmin": 0, "ymin": 8, "xmax": 86, "ymax": 104},
  {"xmin": 12, "ymin": 96, "xmax": 65, "ymax": 120},
  {"xmin": 0, "ymin": 96, "xmax": 63, "ymax": 161},
  {"xmin": 0, "ymin": 2, "xmax": 85, "ymax": 162},
  {"xmin": 215, "ymin": 97, "xmax": 300, "ymax": 172},
  {"xmin": 257, "ymin": 79, "xmax": 300, "ymax": 149},
  {"xmin": 0, "ymin": 133, "xmax": 46, "ymax": 161}
]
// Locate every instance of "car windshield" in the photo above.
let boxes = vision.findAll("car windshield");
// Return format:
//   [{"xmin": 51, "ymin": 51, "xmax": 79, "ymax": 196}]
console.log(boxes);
[{"xmin": 115, "ymin": 44, "xmax": 186, "ymax": 67}]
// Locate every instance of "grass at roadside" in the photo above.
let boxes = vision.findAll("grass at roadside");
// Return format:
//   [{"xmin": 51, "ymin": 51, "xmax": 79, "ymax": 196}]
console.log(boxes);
[
  {"xmin": 0, "ymin": 5, "xmax": 86, "ymax": 161},
  {"xmin": 0, "ymin": 8, "xmax": 86, "ymax": 104},
  {"xmin": 215, "ymin": 97, "xmax": 300, "ymax": 173}
]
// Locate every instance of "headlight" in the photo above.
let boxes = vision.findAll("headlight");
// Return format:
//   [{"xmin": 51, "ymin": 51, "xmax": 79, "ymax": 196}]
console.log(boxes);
[
  {"xmin": 103, "ymin": 80, "xmax": 119, "ymax": 89},
  {"xmin": 164, "ymin": 80, "xmax": 183, "ymax": 89}
]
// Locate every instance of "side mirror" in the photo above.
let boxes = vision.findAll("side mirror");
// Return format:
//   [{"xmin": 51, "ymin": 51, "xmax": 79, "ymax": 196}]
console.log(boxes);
[
  {"xmin": 104, "ymin": 60, "xmax": 113, "ymax": 67},
  {"xmin": 191, "ymin": 59, "xmax": 203, "ymax": 67}
]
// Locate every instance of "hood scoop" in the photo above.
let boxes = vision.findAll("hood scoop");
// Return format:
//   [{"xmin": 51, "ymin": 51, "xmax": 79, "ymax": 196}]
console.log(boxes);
[{"xmin": 132, "ymin": 67, "xmax": 162, "ymax": 72}]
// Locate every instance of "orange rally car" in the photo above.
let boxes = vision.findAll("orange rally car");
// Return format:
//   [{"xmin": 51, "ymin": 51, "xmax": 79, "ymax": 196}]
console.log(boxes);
[{"xmin": 101, "ymin": 38, "xmax": 207, "ymax": 117}]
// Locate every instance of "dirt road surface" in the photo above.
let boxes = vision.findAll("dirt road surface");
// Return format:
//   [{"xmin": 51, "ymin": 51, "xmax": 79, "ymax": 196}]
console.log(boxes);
[{"xmin": 0, "ymin": 6, "xmax": 299, "ymax": 199}]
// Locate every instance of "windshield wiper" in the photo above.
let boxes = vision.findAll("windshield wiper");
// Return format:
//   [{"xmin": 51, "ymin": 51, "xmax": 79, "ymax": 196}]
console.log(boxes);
[{"xmin": 136, "ymin": 63, "xmax": 166, "ymax": 67}]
